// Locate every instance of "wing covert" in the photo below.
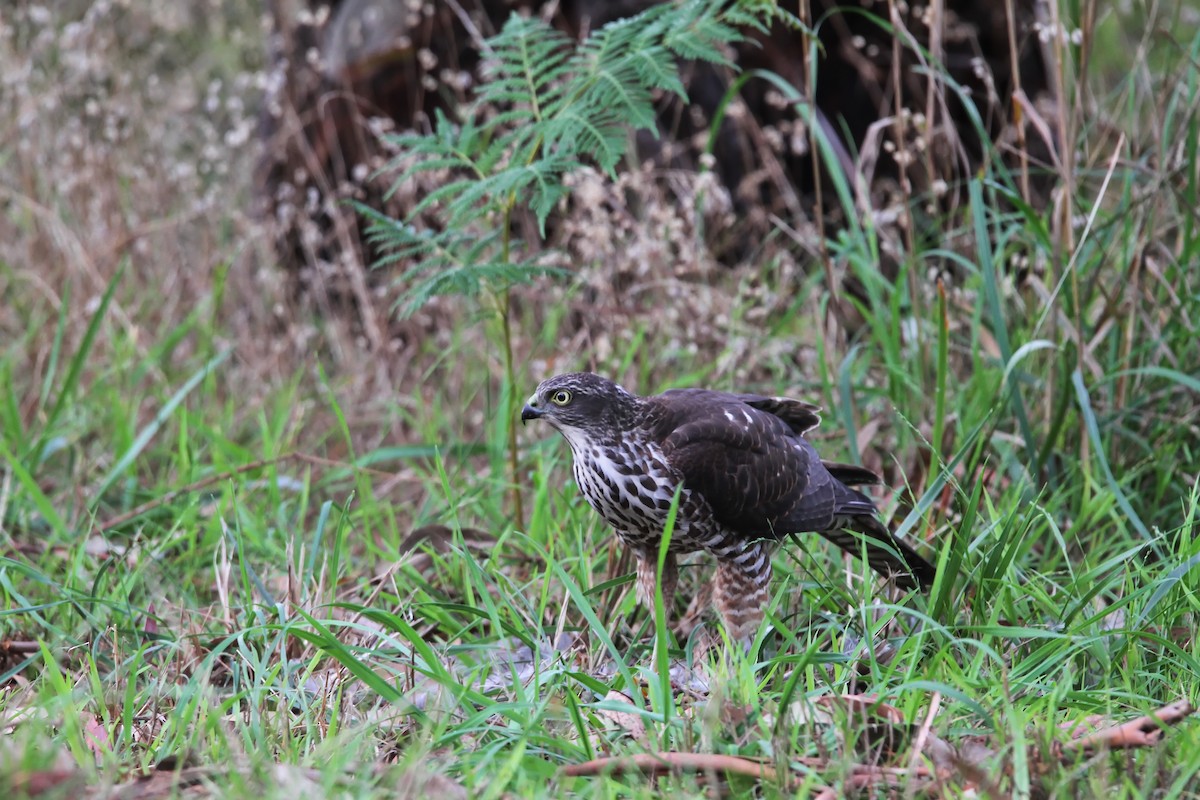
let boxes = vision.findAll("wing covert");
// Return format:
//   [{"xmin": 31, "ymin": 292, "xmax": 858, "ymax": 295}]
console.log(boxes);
[{"xmin": 658, "ymin": 397, "xmax": 829, "ymax": 537}]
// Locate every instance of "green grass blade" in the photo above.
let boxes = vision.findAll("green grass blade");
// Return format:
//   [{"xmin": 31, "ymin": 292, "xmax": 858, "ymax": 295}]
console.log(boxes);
[
  {"xmin": 90, "ymin": 347, "xmax": 231, "ymax": 510},
  {"xmin": 28, "ymin": 265, "xmax": 123, "ymax": 466},
  {"xmin": 1071, "ymin": 369, "xmax": 1155, "ymax": 549}
]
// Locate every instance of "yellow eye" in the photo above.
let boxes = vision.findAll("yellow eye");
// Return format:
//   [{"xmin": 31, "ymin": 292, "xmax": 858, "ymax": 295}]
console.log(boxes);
[{"xmin": 550, "ymin": 390, "xmax": 572, "ymax": 406}]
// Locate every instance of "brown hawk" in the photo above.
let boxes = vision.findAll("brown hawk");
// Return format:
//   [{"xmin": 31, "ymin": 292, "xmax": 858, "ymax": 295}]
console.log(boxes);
[{"xmin": 521, "ymin": 372, "xmax": 935, "ymax": 646}]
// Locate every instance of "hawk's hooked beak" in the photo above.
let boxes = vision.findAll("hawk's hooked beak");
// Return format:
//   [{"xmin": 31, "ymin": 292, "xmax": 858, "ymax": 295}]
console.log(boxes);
[{"xmin": 520, "ymin": 395, "xmax": 543, "ymax": 425}]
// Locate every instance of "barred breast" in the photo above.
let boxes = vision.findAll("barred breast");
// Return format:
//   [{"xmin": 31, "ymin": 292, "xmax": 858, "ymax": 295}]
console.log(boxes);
[{"xmin": 570, "ymin": 438, "xmax": 740, "ymax": 556}]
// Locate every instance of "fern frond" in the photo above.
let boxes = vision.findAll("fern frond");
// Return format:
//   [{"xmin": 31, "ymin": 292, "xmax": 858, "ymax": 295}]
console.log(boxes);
[
  {"xmin": 480, "ymin": 15, "xmax": 574, "ymax": 122},
  {"xmin": 365, "ymin": 0, "xmax": 780, "ymax": 316},
  {"xmin": 378, "ymin": 111, "xmax": 486, "ymax": 201},
  {"xmin": 359, "ymin": 209, "xmax": 462, "ymax": 265},
  {"xmin": 446, "ymin": 154, "xmax": 577, "ymax": 229},
  {"xmin": 396, "ymin": 259, "xmax": 568, "ymax": 316},
  {"xmin": 662, "ymin": 0, "xmax": 743, "ymax": 65},
  {"xmin": 409, "ymin": 177, "xmax": 486, "ymax": 218},
  {"xmin": 726, "ymin": 0, "xmax": 798, "ymax": 34},
  {"xmin": 541, "ymin": 108, "xmax": 629, "ymax": 175}
]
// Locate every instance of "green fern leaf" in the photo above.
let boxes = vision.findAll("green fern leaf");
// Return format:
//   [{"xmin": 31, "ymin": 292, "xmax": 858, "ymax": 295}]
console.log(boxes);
[{"xmin": 366, "ymin": 0, "xmax": 778, "ymax": 315}]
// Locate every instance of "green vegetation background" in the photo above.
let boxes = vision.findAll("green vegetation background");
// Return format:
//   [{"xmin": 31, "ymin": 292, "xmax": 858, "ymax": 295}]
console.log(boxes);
[{"xmin": 1, "ymin": 1, "xmax": 1199, "ymax": 797}]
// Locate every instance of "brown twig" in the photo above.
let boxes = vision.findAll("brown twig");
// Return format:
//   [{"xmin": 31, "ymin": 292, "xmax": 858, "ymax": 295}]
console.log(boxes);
[
  {"xmin": 561, "ymin": 750, "xmax": 941, "ymax": 796},
  {"xmin": 809, "ymin": 763, "xmax": 936, "ymax": 799},
  {"xmin": 1062, "ymin": 699, "xmax": 1196, "ymax": 754},
  {"xmin": 560, "ymin": 752, "xmax": 788, "ymax": 786},
  {"xmin": 846, "ymin": 764, "xmax": 933, "ymax": 788},
  {"xmin": 562, "ymin": 701, "xmax": 1196, "ymax": 796},
  {"xmin": 905, "ymin": 691, "xmax": 941, "ymax": 800}
]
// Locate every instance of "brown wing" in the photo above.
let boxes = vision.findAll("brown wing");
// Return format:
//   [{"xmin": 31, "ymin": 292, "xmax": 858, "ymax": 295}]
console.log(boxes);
[
  {"xmin": 713, "ymin": 392, "xmax": 879, "ymax": 488},
  {"xmin": 652, "ymin": 392, "xmax": 838, "ymax": 537},
  {"xmin": 738, "ymin": 395, "xmax": 822, "ymax": 435},
  {"xmin": 651, "ymin": 391, "xmax": 935, "ymax": 587},
  {"xmin": 657, "ymin": 388, "xmax": 822, "ymax": 435}
]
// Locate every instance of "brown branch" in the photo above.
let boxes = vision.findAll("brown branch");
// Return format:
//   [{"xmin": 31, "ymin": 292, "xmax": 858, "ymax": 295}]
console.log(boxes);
[
  {"xmin": 905, "ymin": 691, "xmax": 941, "ymax": 799},
  {"xmin": 846, "ymin": 765, "xmax": 933, "ymax": 788},
  {"xmin": 809, "ymin": 763, "xmax": 937, "ymax": 799},
  {"xmin": 561, "ymin": 751, "xmax": 940, "ymax": 796},
  {"xmin": 1063, "ymin": 699, "xmax": 1196, "ymax": 754},
  {"xmin": 560, "ymin": 752, "xmax": 789, "ymax": 786},
  {"xmin": 559, "ymin": 698, "xmax": 1197, "ymax": 796}
]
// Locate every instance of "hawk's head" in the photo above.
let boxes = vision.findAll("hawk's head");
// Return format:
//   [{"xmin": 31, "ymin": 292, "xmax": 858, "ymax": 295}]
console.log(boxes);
[{"xmin": 521, "ymin": 373, "xmax": 638, "ymax": 440}]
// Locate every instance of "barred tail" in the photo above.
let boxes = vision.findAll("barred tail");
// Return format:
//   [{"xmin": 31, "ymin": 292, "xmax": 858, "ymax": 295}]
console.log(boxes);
[{"xmin": 818, "ymin": 515, "xmax": 936, "ymax": 590}]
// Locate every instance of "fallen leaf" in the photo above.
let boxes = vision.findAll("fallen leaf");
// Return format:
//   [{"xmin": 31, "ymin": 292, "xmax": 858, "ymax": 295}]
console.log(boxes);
[
  {"xmin": 595, "ymin": 690, "xmax": 648, "ymax": 744},
  {"xmin": 82, "ymin": 714, "xmax": 110, "ymax": 759}
]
